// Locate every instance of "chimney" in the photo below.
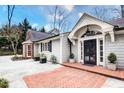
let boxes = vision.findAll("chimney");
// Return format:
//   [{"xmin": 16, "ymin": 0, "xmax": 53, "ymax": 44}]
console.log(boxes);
[{"xmin": 121, "ymin": 5, "xmax": 124, "ymax": 18}]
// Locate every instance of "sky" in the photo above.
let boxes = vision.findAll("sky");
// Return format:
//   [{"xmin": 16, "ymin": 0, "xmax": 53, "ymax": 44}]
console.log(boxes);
[{"xmin": 0, "ymin": 5, "xmax": 121, "ymax": 32}]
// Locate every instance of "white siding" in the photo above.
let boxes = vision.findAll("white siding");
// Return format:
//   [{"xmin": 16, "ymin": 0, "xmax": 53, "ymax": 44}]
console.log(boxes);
[
  {"xmin": 22, "ymin": 44, "xmax": 25, "ymax": 57},
  {"xmin": 60, "ymin": 33, "xmax": 70, "ymax": 63},
  {"xmin": 37, "ymin": 39, "xmax": 60, "ymax": 63},
  {"xmin": 105, "ymin": 34, "xmax": 124, "ymax": 69},
  {"xmin": 36, "ymin": 33, "xmax": 70, "ymax": 63},
  {"xmin": 52, "ymin": 39, "xmax": 60, "ymax": 62},
  {"xmin": 33, "ymin": 43, "xmax": 39, "ymax": 57},
  {"xmin": 71, "ymin": 40, "xmax": 78, "ymax": 61}
]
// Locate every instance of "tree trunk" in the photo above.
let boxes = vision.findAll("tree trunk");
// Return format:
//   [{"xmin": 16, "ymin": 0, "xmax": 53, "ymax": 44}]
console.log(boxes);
[{"xmin": 11, "ymin": 41, "xmax": 17, "ymax": 57}]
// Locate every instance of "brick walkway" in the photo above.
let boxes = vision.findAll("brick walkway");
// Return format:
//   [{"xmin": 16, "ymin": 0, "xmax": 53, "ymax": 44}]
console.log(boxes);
[
  {"xmin": 62, "ymin": 63, "xmax": 124, "ymax": 80},
  {"xmin": 23, "ymin": 67, "xmax": 107, "ymax": 88}
]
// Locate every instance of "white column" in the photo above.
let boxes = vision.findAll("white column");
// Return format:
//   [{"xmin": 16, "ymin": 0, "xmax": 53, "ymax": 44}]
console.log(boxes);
[
  {"xmin": 78, "ymin": 39, "xmax": 81, "ymax": 63},
  {"xmin": 38, "ymin": 43, "xmax": 41, "ymax": 54},
  {"xmin": 60, "ymin": 34, "xmax": 63, "ymax": 64},
  {"xmin": 109, "ymin": 31, "xmax": 115, "ymax": 42}
]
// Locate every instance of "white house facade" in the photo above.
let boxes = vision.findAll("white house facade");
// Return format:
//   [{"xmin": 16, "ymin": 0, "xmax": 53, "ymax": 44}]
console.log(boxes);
[{"xmin": 22, "ymin": 13, "xmax": 124, "ymax": 69}]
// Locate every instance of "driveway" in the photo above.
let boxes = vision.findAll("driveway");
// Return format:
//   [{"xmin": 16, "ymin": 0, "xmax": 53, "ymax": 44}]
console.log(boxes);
[{"xmin": 0, "ymin": 56, "xmax": 62, "ymax": 88}]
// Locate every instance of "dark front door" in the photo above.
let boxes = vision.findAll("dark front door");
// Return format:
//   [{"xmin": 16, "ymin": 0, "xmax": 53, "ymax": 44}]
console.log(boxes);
[{"xmin": 84, "ymin": 39, "xmax": 96, "ymax": 65}]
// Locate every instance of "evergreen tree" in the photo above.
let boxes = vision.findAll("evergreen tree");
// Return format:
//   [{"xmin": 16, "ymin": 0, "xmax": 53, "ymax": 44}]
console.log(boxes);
[
  {"xmin": 19, "ymin": 18, "xmax": 32, "ymax": 41},
  {"xmin": 18, "ymin": 18, "xmax": 32, "ymax": 52},
  {"xmin": 39, "ymin": 27, "xmax": 46, "ymax": 32}
]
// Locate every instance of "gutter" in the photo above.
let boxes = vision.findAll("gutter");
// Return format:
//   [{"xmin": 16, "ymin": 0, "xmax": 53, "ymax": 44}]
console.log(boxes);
[{"xmin": 114, "ymin": 26, "xmax": 124, "ymax": 31}]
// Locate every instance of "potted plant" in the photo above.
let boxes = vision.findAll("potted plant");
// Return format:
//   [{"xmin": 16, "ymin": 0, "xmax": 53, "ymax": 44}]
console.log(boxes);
[
  {"xmin": 69, "ymin": 53, "xmax": 75, "ymax": 63},
  {"xmin": 50, "ymin": 55, "xmax": 58, "ymax": 64},
  {"xmin": 40, "ymin": 53, "xmax": 47, "ymax": 63},
  {"xmin": 107, "ymin": 53, "xmax": 117, "ymax": 70}
]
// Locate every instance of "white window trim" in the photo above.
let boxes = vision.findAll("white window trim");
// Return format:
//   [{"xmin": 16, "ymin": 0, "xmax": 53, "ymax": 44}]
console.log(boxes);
[
  {"xmin": 42, "ymin": 42, "xmax": 49, "ymax": 51},
  {"xmin": 78, "ymin": 34, "xmax": 105, "ymax": 67},
  {"xmin": 27, "ymin": 44, "xmax": 31, "ymax": 57}
]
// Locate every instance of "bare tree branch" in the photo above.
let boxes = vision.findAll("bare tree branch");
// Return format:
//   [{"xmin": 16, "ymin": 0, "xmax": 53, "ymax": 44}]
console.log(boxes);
[{"xmin": 47, "ymin": 5, "xmax": 71, "ymax": 32}]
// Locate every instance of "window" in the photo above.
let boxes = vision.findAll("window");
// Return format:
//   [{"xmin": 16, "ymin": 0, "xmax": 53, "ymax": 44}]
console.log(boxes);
[
  {"xmin": 27, "ymin": 45, "xmax": 31, "ymax": 56},
  {"xmin": 45, "ymin": 43, "xmax": 48, "ymax": 51},
  {"xmin": 41, "ymin": 41, "xmax": 52, "ymax": 52},
  {"xmin": 99, "ymin": 39, "xmax": 103, "ymax": 62}
]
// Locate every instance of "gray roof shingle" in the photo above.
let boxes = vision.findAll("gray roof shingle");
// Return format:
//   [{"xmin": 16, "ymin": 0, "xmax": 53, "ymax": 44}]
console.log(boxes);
[
  {"xmin": 26, "ymin": 29, "xmax": 60, "ymax": 42},
  {"xmin": 26, "ymin": 29, "xmax": 52, "ymax": 41},
  {"xmin": 111, "ymin": 18, "xmax": 124, "ymax": 27}
]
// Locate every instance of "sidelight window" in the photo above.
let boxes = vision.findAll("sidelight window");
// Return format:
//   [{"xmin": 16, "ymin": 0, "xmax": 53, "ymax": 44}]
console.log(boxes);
[{"xmin": 99, "ymin": 39, "xmax": 103, "ymax": 62}]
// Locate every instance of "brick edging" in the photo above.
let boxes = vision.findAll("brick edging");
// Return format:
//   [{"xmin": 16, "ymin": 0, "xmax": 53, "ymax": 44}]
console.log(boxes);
[{"xmin": 61, "ymin": 64, "xmax": 124, "ymax": 81}]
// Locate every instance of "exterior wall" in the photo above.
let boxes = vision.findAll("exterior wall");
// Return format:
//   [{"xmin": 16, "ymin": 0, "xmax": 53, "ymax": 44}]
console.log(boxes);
[
  {"xmin": 105, "ymin": 34, "xmax": 124, "ymax": 69},
  {"xmin": 60, "ymin": 33, "xmax": 70, "ymax": 63},
  {"xmin": 22, "ymin": 43, "xmax": 32, "ymax": 58},
  {"xmin": 51, "ymin": 39, "xmax": 60, "ymax": 62},
  {"xmin": 22, "ymin": 44, "xmax": 25, "ymax": 57},
  {"xmin": 37, "ymin": 33, "xmax": 70, "ymax": 64},
  {"xmin": 33, "ymin": 43, "xmax": 39, "ymax": 57},
  {"xmin": 38, "ymin": 38, "xmax": 60, "ymax": 63},
  {"xmin": 71, "ymin": 40, "xmax": 78, "ymax": 61}
]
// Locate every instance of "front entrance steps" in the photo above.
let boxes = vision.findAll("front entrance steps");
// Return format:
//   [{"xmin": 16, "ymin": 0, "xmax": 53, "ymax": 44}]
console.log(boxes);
[{"xmin": 61, "ymin": 62, "xmax": 124, "ymax": 80}]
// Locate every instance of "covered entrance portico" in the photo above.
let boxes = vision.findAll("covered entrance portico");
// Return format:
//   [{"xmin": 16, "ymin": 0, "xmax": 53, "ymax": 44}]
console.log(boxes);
[{"xmin": 68, "ymin": 13, "xmax": 115, "ymax": 67}]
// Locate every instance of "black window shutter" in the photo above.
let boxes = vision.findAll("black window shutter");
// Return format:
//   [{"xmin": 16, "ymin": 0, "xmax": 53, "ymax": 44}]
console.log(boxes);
[
  {"xmin": 48, "ymin": 41, "xmax": 52, "ymax": 52},
  {"xmin": 50, "ymin": 41, "xmax": 52, "ymax": 52},
  {"xmin": 41, "ymin": 43, "xmax": 42, "ymax": 52}
]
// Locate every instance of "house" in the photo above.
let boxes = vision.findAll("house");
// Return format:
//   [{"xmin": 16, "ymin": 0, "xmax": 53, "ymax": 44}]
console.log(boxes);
[{"xmin": 22, "ymin": 13, "xmax": 124, "ymax": 69}]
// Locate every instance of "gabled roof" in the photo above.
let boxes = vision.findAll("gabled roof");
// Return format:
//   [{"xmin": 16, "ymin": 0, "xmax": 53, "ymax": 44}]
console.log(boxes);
[
  {"xmin": 71, "ymin": 13, "xmax": 114, "ymax": 32},
  {"xmin": 26, "ymin": 29, "xmax": 52, "ymax": 42},
  {"xmin": 25, "ymin": 28, "xmax": 61, "ymax": 42}
]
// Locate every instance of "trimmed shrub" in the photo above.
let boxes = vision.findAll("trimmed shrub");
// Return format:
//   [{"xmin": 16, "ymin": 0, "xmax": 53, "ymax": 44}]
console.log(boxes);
[
  {"xmin": 40, "ymin": 53, "xmax": 46, "ymax": 59},
  {"xmin": 11, "ymin": 56, "xmax": 28, "ymax": 61},
  {"xmin": 50, "ymin": 55, "xmax": 57, "ymax": 64},
  {"xmin": 107, "ymin": 53, "xmax": 117, "ymax": 64},
  {"xmin": 0, "ymin": 78, "xmax": 9, "ymax": 88},
  {"xmin": 69, "ymin": 53, "xmax": 74, "ymax": 59}
]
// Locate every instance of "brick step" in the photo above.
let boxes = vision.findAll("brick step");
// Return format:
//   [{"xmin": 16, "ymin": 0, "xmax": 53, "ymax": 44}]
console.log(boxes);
[{"xmin": 61, "ymin": 63, "xmax": 124, "ymax": 81}]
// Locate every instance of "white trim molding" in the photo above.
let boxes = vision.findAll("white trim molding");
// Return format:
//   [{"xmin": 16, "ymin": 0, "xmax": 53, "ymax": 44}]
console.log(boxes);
[{"xmin": 109, "ymin": 31, "xmax": 115, "ymax": 42}]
